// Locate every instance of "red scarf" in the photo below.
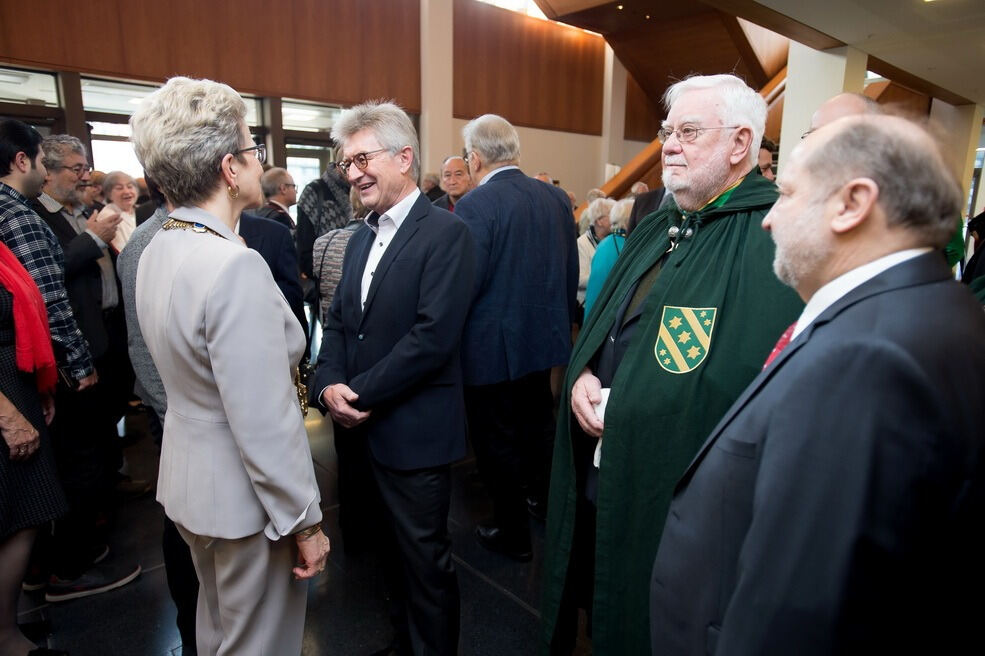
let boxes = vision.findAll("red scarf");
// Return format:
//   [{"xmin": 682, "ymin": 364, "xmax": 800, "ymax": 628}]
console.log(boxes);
[{"xmin": 0, "ymin": 242, "xmax": 57, "ymax": 393}]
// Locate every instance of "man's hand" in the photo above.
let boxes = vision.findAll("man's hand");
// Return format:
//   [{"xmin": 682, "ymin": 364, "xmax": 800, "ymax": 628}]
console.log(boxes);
[
  {"xmin": 322, "ymin": 384, "xmax": 371, "ymax": 428},
  {"xmin": 293, "ymin": 529, "xmax": 330, "ymax": 580},
  {"xmin": 571, "ymin": 367, "xmax": 604, "ymax": 438},
  {"xmin": 87, "ymin": 205, "xmax": 122, "ymax": 244},
  {"xmin": 76, "ymin": 372, "xmax": 99, "ymax": 391}
]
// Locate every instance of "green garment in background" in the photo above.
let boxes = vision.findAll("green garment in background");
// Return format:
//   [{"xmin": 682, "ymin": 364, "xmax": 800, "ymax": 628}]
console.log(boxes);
[
  {"xmin": 970, "ymin": 276, "xmax": 985, "ymax": 305},
  {"xmin": 945, "ymin": 215, "xmax": 964, "ymax": 268},
  {"xmin": 540, "ymin": 173, "xmax": 803, "ymax": 655}
]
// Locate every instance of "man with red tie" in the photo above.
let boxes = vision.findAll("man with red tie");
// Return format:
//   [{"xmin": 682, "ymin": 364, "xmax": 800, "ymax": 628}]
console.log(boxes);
[
  {"xmin": 650, "ymin": 114, "xmax": 985, "ymax": 655},
  {"xmin": 541, "ymin": 74, "xmax": 802, "ymax": 655}
]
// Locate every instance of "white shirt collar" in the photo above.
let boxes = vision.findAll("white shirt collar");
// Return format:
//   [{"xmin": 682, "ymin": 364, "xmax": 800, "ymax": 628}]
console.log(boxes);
[
  {"xmin": 792, "ymin": 247, "xmax": 932, "ymax": 339},
  {"xmin": 367, "ymin": 187, "xmax": 420, "ymax": 234},
  {"xmin": 37, "ymin": 192, "xmax": 63, "ymax": 213},
  {"xmin": 479, "ymin": 165, "xmax": 520, "ymax": 186}
]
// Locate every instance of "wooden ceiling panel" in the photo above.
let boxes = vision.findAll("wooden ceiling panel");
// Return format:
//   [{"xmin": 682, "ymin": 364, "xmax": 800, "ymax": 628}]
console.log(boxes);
[{"xmin": 607, "ymin": 11, "xmax": 758, "ymax": 111}]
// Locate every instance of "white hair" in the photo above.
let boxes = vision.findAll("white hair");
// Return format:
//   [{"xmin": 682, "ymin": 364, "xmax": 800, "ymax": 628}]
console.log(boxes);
[
  {"xmin": 462, "ymin": 114, "xmax": 520, "ymax": 165},
  {"xmin": 663, "ymin": 74, "xmax": 766, "ymax": 168},
  {"xmin": 610, "ymin": 198, "xmax": 635, "ymax": 230},
  {"xmin": 331, "ymin": 100, "xmax": 420, "ymax": 181},
  {"xmin": 101, "ymin": 170, "xmax": 136, "ymax": 198},
  {"xmin": 130, "ymin": 76, "xmax": 246, "ymax": 207},
  {"xmin": 585, "ymin": 197, "xmax": 615, "ymax": 227}
]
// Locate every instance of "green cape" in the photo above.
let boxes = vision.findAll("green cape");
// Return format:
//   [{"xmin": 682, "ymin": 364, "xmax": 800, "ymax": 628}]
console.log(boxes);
[{"xmin": 540, "ymin": 173, "xmax": 803, "ymax": 654}]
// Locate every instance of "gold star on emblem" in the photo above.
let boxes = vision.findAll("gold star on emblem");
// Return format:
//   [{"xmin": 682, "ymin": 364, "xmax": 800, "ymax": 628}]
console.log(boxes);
[
  {"xmin": 686, "ymin": 345, "xmax": 701, "ymax": 359},
  {"xmin": 663, "ymin": 358, "xmax": 671, "ymax": 365},
  {"xmin": 659, "ymin": 349, "xmax": 667, "ymax": 356},
  {"xmin": 677, "ymin": 331, "xmax": 691, "ymax": 344},
  {"xmin": 668, "ymin": 316, "xmax": 683, "ymax": 329},
  {"xmin": 700, "ymin": 311, "xmax": 707, "ymax": 318},
  {"xmin": 704, "ymin": 319, "xmax": 711, "ymax": 326}
]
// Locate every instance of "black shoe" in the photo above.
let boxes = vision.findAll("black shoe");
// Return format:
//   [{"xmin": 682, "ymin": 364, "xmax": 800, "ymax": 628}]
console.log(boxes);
[
  {"xmin": 45, "ymin": 561, "xmax": 141, "ymax": 602},
  {"xmin": 474, "ymin": 525, "xmax": 532, "ymax": 562},
  {"xmin": 526, "ymin": 496, "xmax": 547, "ymax": 522}
]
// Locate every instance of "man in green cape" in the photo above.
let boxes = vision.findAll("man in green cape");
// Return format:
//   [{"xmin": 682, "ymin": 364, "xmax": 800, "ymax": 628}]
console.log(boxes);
[{"xmin": 540, "ymin": 74, "xmax": 803, "ymax": 655}]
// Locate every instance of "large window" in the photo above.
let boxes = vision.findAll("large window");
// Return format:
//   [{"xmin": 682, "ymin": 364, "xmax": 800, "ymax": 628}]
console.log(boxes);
[
  {"xmin": 81, "ymin": 77, "xmax": 262, "ymax": 176},
  {"xmin": 0, "ymin": 67, "xmax": 62, "ymax": 133}
]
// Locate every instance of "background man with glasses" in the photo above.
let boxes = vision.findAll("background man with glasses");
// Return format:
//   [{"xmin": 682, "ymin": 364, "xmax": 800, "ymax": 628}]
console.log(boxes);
[
  {"xmin": 541, "ymin": 74, "xmax": 803, "ymax": 655},
  {"xmin": 27, "ymin": 134, "xmax": 142, "ymax": 601},
  {"xmin": 310, "ymin": 100, "xmax": 475, "ymax": 656}
]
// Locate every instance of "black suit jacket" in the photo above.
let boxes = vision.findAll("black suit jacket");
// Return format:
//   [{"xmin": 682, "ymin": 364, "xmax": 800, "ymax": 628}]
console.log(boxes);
[
  {"xmin": 31, "ymin": 198, "xmax": 113, "ymax": 359},
  {"xmin": 240, "ymin": 213, "xmax": 307, "ymax": 339},
  {"xmin": 455, "ymin": 167, "xmax": 578, "ymax": 386},
  {"xmin": 650, "ymin": 253, "xmax": 985, "ymax": 655},
  {"xmin": 311, "ymin": 193, "xmax": 476, "ymax": 470},
  {"xmin": 625, "ymin": 187, "xmax": 666, "ymax": 236},
  {"xmin": 432, "ymin": 193, "xmax": 452, "ymax": 212},
  {"xmin": 253, "ymin": 202, "xmax": 295, "ymax": 232}
]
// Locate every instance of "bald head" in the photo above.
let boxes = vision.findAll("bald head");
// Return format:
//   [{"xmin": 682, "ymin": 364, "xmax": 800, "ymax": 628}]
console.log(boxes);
[{"xmin": 809, "ymin": 93, "xmax": 880, "ymax": 132}]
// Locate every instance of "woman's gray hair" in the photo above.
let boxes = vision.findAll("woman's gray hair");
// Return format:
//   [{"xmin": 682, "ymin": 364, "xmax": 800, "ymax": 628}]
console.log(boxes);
[
  {"xmin": 663, "ymin": 74, "xmax": 766, "ymax": 168},
  {"xmin": 585, "ymin": 197, "xmax": 615, "ymax": 227},
  {"xmin": 40, "ymin": 134, "xmax": 86, "ymax": 171},
  {"xmin": 101, "ymin": 170, "xmax": 136, "ymax": 198},
  {"xmin": 463, "ymin": 114, "xmax": 520, "ymax": 166},
  {"xmin": 129, "ymin": 76, "xmax": 247, "ymax": 208},
  {"xmin": 610, "ymin": 198, "xmax": 635, "ymax": 230},
  {"xmin": 331, "ymin": 100, "xmax": 420, "ymax": 182}
]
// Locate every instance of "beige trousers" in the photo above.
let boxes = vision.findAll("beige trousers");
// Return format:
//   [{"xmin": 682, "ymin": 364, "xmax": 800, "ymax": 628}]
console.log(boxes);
[{"xmin": 177, "ymin": 525, "xmax": 308, "ymax": 656}]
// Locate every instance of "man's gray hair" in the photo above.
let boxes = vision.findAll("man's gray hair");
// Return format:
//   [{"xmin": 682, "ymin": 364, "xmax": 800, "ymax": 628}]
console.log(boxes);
[
  {"xmin": 41, "ymin": 134, "xmax": 86, "ymax": 171},
  {"xmin": 462, "ymin": 114, "xmax": 520, "ymax": 166},
  {"xmin": 101, "ymin": 170, "xmax": 136, "ymax": 198},
  {"xmin": 585, "ymin": 197, "xmax": 615, "ymax": 227},
  {"xmin": 663, "ymin": 74, "xmax": 767, "ymax": 168},
  {"xmin": 130, "ymin": 76, "xmax": 247, "ymax": 208},
  {"xmin": 331, "ymin": 100, "xmax": 420, "ymax": 181},
  {"xmin": 805, "ymin": 116, "xmax": 960, "ymax": 249},
  {"xmin": 261, "ymin": 167, "xmax": 291, "ymax": 198}
]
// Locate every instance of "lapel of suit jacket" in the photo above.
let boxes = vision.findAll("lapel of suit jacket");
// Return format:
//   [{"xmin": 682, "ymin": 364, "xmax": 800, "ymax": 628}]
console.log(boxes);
[
  {"xmin": 358, "ymin": 194, "xmax": 427, "ymax": 325},
  {"xmin": 674, "ymin": 252, "xmax": 951, "ymax": 491}
]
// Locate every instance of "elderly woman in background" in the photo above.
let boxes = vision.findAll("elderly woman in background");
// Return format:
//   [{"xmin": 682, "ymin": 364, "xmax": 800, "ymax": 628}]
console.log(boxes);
[
  {"xmin": 583, "ymin": 197, "xmax": 634, "ymax": 318},
  {"xmin": 101, "ymin": 171, "xmax": 138, "ymax": 252},
  {"xmin": 129, "ymin": 76, "xmax": 328, "ymax": 656},
  {"xmin": 576, "ymin": 197, "xmax": 615, "ymax": 315}
]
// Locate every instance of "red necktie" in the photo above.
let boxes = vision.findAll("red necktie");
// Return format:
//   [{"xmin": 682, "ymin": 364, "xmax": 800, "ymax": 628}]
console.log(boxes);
[{"xmin": 762, "ymin": 322, "xmax": 797, "ymax": 369}]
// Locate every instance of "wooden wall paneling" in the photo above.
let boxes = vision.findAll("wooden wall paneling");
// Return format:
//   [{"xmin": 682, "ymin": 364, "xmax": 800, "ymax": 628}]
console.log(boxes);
[
  {"xmin": 357, "ymin": 0, "xmax": 421, "ymax": 112},
  {"xmin": 866, "ymin": 81, "xmax": 932, "ymax": 118},
  {"xmin": 0, "ymin": 0, "xmax": 422, "ymax": 111},
  {"xmin": 764, "ymin": 92, "xmax": 783, "ymax": 142},
  {"xmin": 624, "ymin": 72, "xmax": 662, "ymax": 142},
  {"xmin": 453, "ymin": 0, "xmax": 604, "ymax": 135}
]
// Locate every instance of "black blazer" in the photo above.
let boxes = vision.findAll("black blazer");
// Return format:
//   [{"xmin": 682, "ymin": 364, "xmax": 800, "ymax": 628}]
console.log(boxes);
[
  {"xmin": 650, "ymin": 253, "xmax": 985, "ymax": 655},
  {"xmin": 31, "ymin": 199, "xmax": 113, "ymax": 359},
  {"xmin": 432, "ymin": 193, "xmax": 452, "ymax": 212},
  {"xmin": 239, "ymin": 213, "xmax": 307, "ymax": 338},
  {"xmin": 311, "ymin": 193, "xmax": 476, "ymax": 470}
]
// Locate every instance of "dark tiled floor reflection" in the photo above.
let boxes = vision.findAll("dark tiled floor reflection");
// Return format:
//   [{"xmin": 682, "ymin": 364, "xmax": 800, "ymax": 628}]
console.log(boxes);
[{"xmin": 18, "ymin": 409, "xmax": 576, "ymax": 655}]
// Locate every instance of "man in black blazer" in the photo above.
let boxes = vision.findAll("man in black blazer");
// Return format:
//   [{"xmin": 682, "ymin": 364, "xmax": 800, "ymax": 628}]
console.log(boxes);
[
  {"xmin": 310, "ymin": 101, "xmax": 475, "ymax": 656},
  {"xmin": 239, "ymin": 212, "xmax": 307, "ymax": 346},
  {"xmin": 455, "ymin": 114, "xmax": 578, "ymax": 561},
  {"xmin": 650, "ymin": 115, "xmax": 985, "ymax": 655}
]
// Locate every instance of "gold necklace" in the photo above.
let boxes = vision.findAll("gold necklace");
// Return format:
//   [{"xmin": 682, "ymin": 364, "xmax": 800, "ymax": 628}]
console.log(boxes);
[{"xmin": 161, "ymin": 217, "xmax": 223, "ymax": 238}]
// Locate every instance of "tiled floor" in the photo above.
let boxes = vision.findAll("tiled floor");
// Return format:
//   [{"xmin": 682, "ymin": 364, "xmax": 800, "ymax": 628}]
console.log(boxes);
[{"xmin": 17, "ymin": 408, "xmax": 574, "ymax": 655}]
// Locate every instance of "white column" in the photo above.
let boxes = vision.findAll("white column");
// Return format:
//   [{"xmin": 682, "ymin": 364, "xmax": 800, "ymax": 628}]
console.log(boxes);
[
  {"xmin": 777, "ymin": 43, "xmax": 867, "ymax": 173},
  {"xmin": 600, "ymin": 44, "xmax": 628, "ymax": 183},
  {"xmin": 929, "ymin": 100, "xmax": 984, "ymax": 217},
  {"xmin": 419, "ymin": 0, "xmax": 455, "ymax": 178}
]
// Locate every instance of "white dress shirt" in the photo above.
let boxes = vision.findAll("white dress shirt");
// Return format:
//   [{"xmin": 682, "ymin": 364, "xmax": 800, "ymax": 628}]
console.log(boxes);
[
  {"xmin": 791, "ymin": 247, "xmax": 932, "ymax": 339},
  {"xmin": 360, "ymin": 188, "xmax": 420, "ymax": 308}
]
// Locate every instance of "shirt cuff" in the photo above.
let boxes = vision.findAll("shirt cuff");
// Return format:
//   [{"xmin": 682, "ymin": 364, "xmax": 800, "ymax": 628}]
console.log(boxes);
[{"xmin": 84, "ymin": 228, "xmax": 107, "ymax": 249}]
